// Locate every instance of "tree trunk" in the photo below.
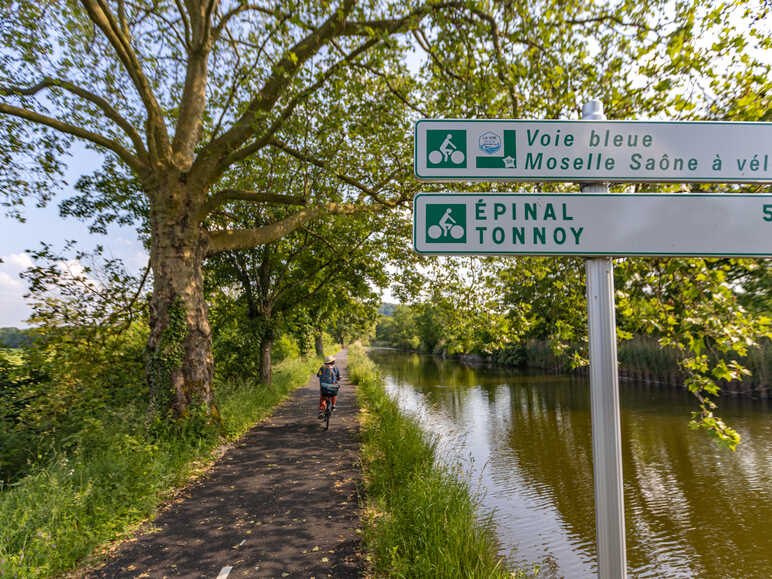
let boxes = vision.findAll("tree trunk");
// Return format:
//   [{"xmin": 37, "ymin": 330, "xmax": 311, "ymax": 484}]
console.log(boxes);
[
  {"xmin": 315, "ymin": 333, "xmax": 325, "ymax": 357},
  {"xmin": 146, "ymin": 178, "xmax": 215, "ymax": 418},
  {"xmin": 260, "ymin": 336, "xmax": 273, "ymax": 385}
]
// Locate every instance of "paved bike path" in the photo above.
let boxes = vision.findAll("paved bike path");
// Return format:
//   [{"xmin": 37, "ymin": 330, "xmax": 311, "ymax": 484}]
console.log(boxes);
[{"xmin": 89, "ymin": 350, "xmax": 361, "ymax": 578}]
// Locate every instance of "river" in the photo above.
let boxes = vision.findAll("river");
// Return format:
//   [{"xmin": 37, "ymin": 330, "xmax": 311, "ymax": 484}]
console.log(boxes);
[{"xmin": 367, "ymin": 349, "xmax": 772, "ymax": 578}]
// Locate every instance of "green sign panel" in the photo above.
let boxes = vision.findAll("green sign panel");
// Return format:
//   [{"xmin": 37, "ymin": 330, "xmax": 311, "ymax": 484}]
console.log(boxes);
[
  {"xmin": 414, "ymin": 193, "xmax": 772, "ymax": 257},
  {"xmin": 426, "ymin": 129, "xmax": 467, "ymax": 169},
  {"xmin": 424, "ymin": 203, "xmax": 467, "ymax": 243}
]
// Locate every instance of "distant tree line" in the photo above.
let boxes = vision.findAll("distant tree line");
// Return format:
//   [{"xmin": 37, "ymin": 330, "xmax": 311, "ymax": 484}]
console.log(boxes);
[
  {"xmin": 375, "ymin": 254, "xmax": 772, "ymax": 420},
  {"xmin": 0, "ymin": 328, "xmax": 35, "ymax": 349}
]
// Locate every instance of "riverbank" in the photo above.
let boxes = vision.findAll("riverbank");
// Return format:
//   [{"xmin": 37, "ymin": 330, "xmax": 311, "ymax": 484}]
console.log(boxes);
[
  {"xmin": 348, "ymin": 345, "xmax": 515, "ymax": 578},
  {"xmin": 370, "ymin": 336, "xmax": 771, "ymax": 398}
]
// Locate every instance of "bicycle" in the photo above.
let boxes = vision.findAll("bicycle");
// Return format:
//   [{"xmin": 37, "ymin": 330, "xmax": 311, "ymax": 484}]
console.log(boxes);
[
  {"xmin": 427, "ymin": 223, "xmax": 464, "ymax": 239},
  {"xmin": 320, "ymin": 396, "xmax": 334, "ymax": 430},
  {"xmin": 319, "ymin": 383, "xmax": 339, "ymax": 430},
  {"xmin": 428, "ymin": 134, "xmax": 465, "ymax": 166}
]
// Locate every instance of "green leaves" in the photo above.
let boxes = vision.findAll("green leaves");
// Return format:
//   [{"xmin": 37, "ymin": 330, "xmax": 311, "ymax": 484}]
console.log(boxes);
[
  {"xmin": 688, "ymin": 405, "xmax": 742, "ymax": 452},
  {"xmin": 614, "ymin": 257, "xmax": 770, "ymax": 448}
]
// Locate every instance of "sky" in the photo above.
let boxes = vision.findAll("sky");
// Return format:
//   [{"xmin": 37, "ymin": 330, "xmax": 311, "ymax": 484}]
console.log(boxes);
[{"xmin": 0, "ymin": 144, "xmax": 148, "ymax": 327}]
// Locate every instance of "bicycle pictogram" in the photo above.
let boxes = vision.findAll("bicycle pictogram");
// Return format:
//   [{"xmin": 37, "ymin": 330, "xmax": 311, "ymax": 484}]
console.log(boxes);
[
  {"xmin": 428, "ymin": 133, "xmax": 465, "ymax": 166},
  {"xmin": 425, "ymin": 204, "xmax": 466, "ymax": 243},
  {"xmin": 426, "ymin": 130, "xmax": 467, "ymax": 169}
]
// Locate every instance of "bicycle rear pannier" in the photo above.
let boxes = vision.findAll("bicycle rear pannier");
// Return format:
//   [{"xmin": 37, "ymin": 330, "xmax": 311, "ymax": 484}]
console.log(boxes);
[{"xmin": 320, "ymin": 383, "xmax": 339, "ymax": 397}]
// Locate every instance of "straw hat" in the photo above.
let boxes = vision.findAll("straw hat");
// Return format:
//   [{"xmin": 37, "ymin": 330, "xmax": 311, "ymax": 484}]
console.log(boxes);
[{"xmin": 325, "ymin": 355, "xmax": 335, "ymax": 364}]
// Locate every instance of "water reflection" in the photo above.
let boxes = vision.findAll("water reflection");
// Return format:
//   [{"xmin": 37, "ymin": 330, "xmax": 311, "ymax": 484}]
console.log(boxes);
[{"xmin": 368, "ymin": 349, "xmax": 772, "ymax": 578}]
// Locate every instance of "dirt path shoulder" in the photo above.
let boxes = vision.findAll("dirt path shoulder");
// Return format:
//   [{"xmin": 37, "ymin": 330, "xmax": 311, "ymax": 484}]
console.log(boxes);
[{"xmin": 89, "ymin": 350, "xmax": 361, "ymax": 578}]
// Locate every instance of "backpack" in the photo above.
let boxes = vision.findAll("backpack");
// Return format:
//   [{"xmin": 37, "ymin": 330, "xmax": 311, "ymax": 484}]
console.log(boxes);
[{"xmin": 319, "ymin": 365, "xmax": 338, "ymax": 384}]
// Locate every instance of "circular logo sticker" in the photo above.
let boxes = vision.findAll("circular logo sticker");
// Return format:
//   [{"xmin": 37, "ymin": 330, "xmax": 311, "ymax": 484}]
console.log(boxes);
[{"xmin": 478, "ymin": 131, "xmax": 502, "ymax": 155}]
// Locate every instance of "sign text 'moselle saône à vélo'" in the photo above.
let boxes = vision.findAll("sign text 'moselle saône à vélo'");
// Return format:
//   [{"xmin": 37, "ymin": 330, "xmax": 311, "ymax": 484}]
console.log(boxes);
[{"xmin": 414, "ymin": 120, "xmax": 772, "ymax": 183}]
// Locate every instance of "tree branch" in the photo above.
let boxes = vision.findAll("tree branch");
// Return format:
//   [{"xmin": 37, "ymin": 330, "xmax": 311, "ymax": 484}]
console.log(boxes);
[
  {"xmin": 1, "ymin": 78, "xmax": 148, "ymax": 162},
  {"xmin": 174, "ymin": 0, "xmax": 193, "ymax": 48},
  {"xmin": 117, "ymin": 0, "xmax": 129, "ymax": 35},
  {"xmin": 206, "ymin": 202, "xmax": 361, "ymax": 255},
  {"xmin": 212, "ymin": 3, "xmax": 288, "ymax": 41},
  {"xmin": 79, "ymin": 0, "xmax": 170, "ymax": 160},
  {"xmin": 413, "ymin": 27, "xmax": 463, "ymax": 82},
  {"xmin": 468, "ymin": 6, "xmax": 518, "ymax": 117},
  {"xmin": 198, "ymin": 0, "xmax": 359, "ymax": 172},
  {"xmin": 350, "ymin": 59, "xmax": 429, "ymax": 116},
  {"xmin": 299, "ymin": 224, "xmax": 342, "ymax": 256},
  {"xmin": 113, "ymin": 256, "xmax": 151, "ymax": 330},
  {"xmin": 0, "ymin": 103, "xmax": 145, "ymax": 174},
  {"xmin": 172, "ymin": 47, "xmax": 210, "ymax": 167},
  {"xmin": 217, "ymin": 33, "xmax": 383, "ymax": 171},
  {"xmin": 338, "ymin": 1, "xmax": 455, "ymax": 36},
  {"xmin": 564, "ymin": 14, "xmax": 653, "ymax": 31},
  {"xmin": 269, "ymin": 137, "xmax": 407, "ymax": 207},
  {"xmin": 171, "ymin": 0, "xmax": 221, "ymax": 168},
  {"xmin": 199, "ymin": 187, "xmax": 307, "ymax": 220},
  {"xmin": 439, "ymin": 4, "xmax": 519, "ymax": 117}
]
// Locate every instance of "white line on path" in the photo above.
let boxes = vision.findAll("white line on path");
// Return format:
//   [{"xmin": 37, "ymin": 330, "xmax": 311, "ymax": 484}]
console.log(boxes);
[{"xmin": 216, "ymin": 566, "xmax": 233, "ymax": 579}]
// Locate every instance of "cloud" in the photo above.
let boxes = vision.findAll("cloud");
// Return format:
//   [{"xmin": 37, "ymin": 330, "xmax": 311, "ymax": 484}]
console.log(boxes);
[
  {"xmin": 0, "ymin": 271, "xmax": 23, "ymax": 290},
  {"xmin": 0, "ymin": 253, "xmax": 32, "ymax": 327},
  {"xmin": 5, "ymin": 252, "xmax": 34, "ymax": 270},
  {"xmin": 57, "ymin": 259, "xmax": 104, "ymax": 290}
]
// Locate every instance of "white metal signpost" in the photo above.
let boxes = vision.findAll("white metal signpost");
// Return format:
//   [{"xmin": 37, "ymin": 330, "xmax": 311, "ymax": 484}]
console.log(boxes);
[{"xmin": 413, "ymin": 101, "xmax": 772, "ymax": 579}]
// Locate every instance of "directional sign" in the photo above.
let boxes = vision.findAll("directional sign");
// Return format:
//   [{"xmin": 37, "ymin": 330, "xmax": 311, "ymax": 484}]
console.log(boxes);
[
  {"xmin": 414, "ymin": 193, "xmax": 772, "ymax": 257},
  {"xmin": 414, "ymin": 120, "xmax": 772, "ymax": 183}
]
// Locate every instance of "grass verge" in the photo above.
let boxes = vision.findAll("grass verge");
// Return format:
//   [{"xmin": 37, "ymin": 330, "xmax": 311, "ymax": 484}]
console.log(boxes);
[
  {"xmin": 348, "ymin": 344, "xmax": 515, "ymax": 578},
  {"xmin": 0, "ymin": 356, "xmax": 319, "ymax": 578}
]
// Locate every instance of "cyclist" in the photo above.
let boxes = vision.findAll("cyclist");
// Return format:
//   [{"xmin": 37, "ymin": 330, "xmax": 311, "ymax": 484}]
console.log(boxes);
[
  {"xmin": 439, "ymin": 133, "xmax": 457, "ymax": 162},
  {"xmin": 438, "ymin": 207, "xmax": 456, "ymax": 237},
  {"xmin": 317, "ymin": 355, "xmax": 341, "ymax": 419}
]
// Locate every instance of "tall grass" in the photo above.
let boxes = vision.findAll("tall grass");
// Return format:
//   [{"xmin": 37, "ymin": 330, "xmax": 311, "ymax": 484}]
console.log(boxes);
[
  {"xmin": 617, "ymin": 336, "xmax": 771, "ymax": 395},
  {"xmin": 0, "ymin": 356, "xmax": 318, "ymax": 578},
  {"xmin": 618, "ymin": 336, "xmax": 682, "ymax": 376},
  {"xmin": 349, "ymin": 345, "xmax": 517, "ymax": 578}
]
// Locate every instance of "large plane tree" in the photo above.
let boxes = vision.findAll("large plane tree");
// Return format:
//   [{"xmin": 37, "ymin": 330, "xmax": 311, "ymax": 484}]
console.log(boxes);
[{"xmin": 1, "ymin": 0, "xmax": 431, "ymax": 416}]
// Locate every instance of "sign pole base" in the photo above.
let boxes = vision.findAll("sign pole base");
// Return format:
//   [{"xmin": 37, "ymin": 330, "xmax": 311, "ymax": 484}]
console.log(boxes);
[{"xmin": 585, "ymin": 257, "xmax": 627, "ymax": 578}]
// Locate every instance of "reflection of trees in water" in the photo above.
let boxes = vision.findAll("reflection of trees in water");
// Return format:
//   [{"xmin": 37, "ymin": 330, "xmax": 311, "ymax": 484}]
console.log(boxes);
[
  {"xmin": 504, "ymin": 379, "xmax": 772, "ymax": 577},
  {"xmin": 620, "ymin": 402, "xmax": 772, "ymax": 577},
  {"xmin": 503, "ymin": 378, "xmax": 597, "ymax": 550}
]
